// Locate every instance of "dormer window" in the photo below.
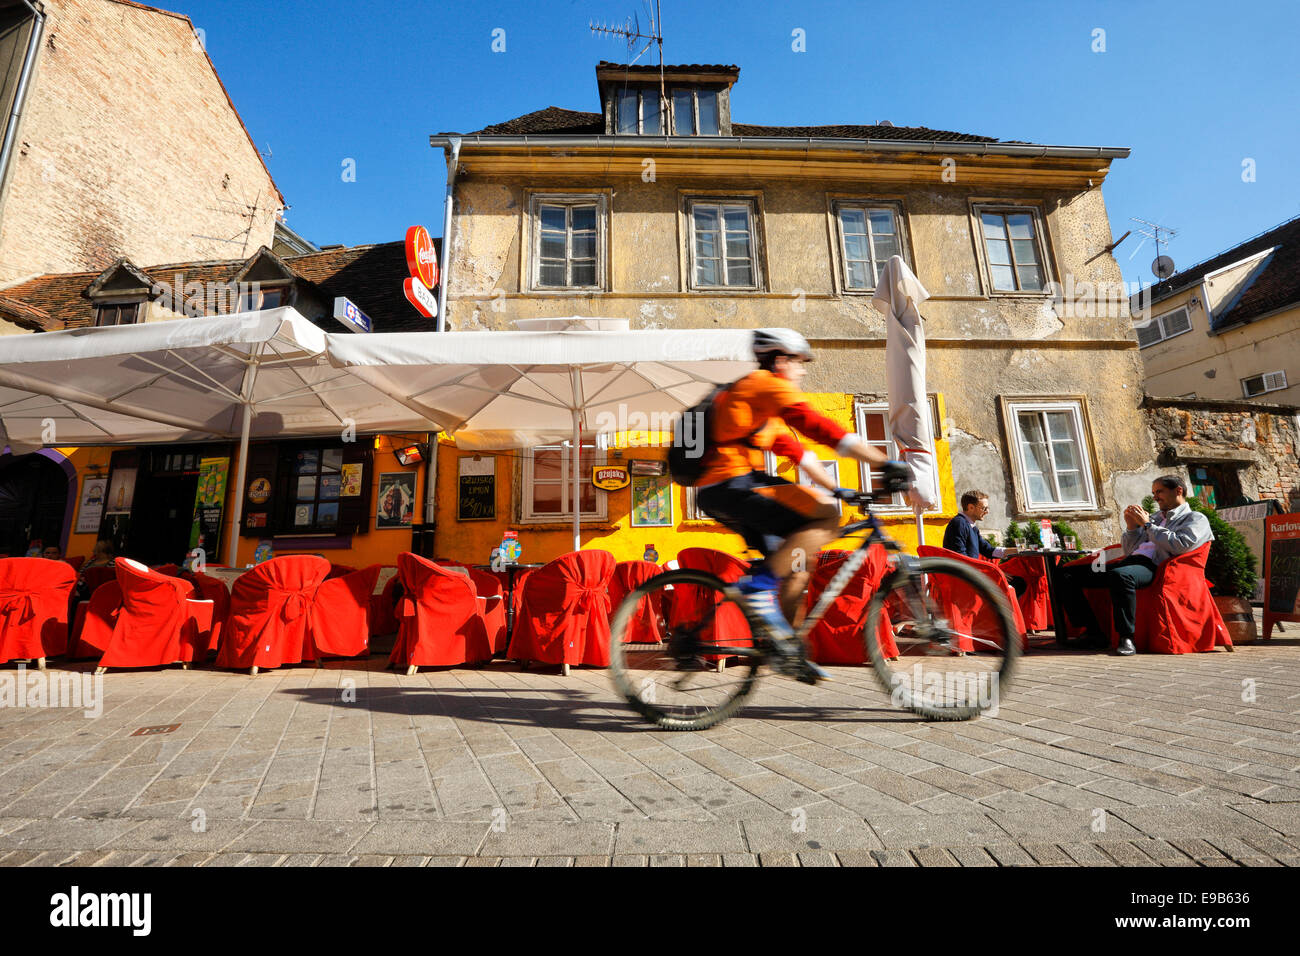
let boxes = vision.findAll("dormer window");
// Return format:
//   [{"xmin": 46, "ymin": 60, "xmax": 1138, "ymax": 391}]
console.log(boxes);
[
  {"xmin": 238, "ymin": 284, "xmax": 289, "ymax": 311},
  {"xmin": 672, "ymin": 88, "xmax": 720, "ymax": 136},
  {"xmin": 615, "ymin": 87, "xmax": 662, "ymax": 135},
  {"xmin": 94, "ymin": 302, "xmax": 141, "ymax": 327}
]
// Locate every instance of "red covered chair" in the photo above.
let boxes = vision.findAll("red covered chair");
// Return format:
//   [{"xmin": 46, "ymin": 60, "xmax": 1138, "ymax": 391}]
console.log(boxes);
[
  {"xmin": 671, "ymin": 548, "xmax": 753, "ymax": 666},
  {"xmin": 94, "ymin": 558, "xmax": 211, "ymax": 672},
  {"xmin": 326, "ymin": 563, "xmax": 357, "ymax": 580},
  {"xmin": 79, "ymin": 565, "xmax": 117, "ymax": 598},
  {"xmin": 71, "ymin": 580, "xmax": 124, "ymax": 659},
  {"xmin": 610, "ymin": 560, "xmax": 665, "ymax": 644},
  {"xmin": 185, "ymin": 572, "xmax": 230, "ymax": 661},
  {"xmin": 805, "ymin": 545, "xmax": 898, "ymax": 664},
  {"xmin": 999, "ymin": 553, "xmax": 1051, "ymax": 632},
  {"xmin": 370, "ymin": 567, "xmax": 401, "ymax": 637},
  {"xmin": 466, "ymin": 568, "xmax": 508, "ymax": 655},
  {"xmin": 390, "ymin": 553, "xmax": 493, "ymax": 673},
  {"xmin": 64, "ymin": 555, "xmax": 86, "ymax": 572},
  {"xmin": 0, "ymin": 557, "xmax": 76, "ymax": 666},
  {"xmin": 309, "ymin": 564, "xmax": 381, "ymax": 659},
  {"xmin": 508, "ymin": 551, "xmax": 616, "ymax": 673},
  {"xmin": 917, "ymin": 545, "xmax": 1027, "ymax": 650},
  {"xmin": 1065, "ymin": 543, "xmax": 1230, "ymax": 653},
  {"xmin": 216, "ymin": 555, "xmax": 331, "ymax": 673}
]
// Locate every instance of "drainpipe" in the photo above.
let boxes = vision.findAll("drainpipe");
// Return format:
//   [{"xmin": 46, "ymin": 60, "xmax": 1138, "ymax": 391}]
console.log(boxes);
[
  {"xmin": 0, "ymin": 2, "xmax": 46, "ymax": 215},
  {"xmin": 435, "ymin": 136, "xmax": 461, "ymax": 333}
]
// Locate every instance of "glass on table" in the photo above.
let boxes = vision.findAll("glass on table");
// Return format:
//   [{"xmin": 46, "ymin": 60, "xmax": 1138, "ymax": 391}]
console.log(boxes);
[{"xmin": 1065, "ymin": 536, "xmax": 1077, "ymax": 552}]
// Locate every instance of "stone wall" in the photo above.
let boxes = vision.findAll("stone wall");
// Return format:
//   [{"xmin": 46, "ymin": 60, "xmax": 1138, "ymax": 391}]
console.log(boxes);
[
  {"xmin": 1144, "ymin": 397, "xmax": 1300, "ymax": 507},
  {"xmin": 0, "ymin": 0, "xmax": 281, "ymax": 284}
]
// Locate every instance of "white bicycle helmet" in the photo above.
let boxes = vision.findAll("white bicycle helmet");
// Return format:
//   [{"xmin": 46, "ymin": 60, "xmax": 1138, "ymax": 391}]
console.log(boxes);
[{"xmin": 752, "ymin": 328, "xmax": 813, "ymax": 362}]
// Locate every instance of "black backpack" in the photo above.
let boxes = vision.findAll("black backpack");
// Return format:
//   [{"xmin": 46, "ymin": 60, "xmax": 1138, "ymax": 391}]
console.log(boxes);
[{"xmin": 668, "ymin": 381, "xmax": 759, "ymax": 486}]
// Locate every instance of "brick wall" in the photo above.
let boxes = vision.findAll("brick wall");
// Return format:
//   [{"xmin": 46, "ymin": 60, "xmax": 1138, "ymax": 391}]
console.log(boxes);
[
  {"xmin": 1145, "ymin": 400, "xmax": 1300, "ymax": 506},
  {"xmin": 0, "ymin": 0, "xmax": 281, "ymax": 284}
]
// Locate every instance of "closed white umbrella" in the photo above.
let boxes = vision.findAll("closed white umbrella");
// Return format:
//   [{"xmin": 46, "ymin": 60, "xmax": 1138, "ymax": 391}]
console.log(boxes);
[{"xmin": 873, "ymin": 256, "xmax": 939, "ymax": 548}]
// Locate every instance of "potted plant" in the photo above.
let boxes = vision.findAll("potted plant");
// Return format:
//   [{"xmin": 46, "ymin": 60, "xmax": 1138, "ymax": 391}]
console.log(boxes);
[{"xmin": 1143, "ymin": 494, "xmax": 1258, "ymax": 642}]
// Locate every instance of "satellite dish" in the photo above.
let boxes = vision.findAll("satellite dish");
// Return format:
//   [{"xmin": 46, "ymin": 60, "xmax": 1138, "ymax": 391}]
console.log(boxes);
[
  {"xmin": 878, "ymin": 120, "xmax": 894, "ymax": 127},
  {"xmin": 1152, "ymin": 255, "xmax": 1176, "ymax": 280}
]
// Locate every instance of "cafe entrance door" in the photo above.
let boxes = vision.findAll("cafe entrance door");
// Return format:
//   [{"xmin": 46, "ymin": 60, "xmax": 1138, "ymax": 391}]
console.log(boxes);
[{"xmin": 0, "ymin": 453, "xmax": 68, "ymax": 557}]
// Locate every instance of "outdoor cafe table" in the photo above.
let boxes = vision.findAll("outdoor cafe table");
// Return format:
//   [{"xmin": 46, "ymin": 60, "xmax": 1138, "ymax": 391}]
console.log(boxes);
[
  {"xmin": 473, "ymin": 563, "xmax": 545, "ymax": 648},
  {"xmin": 1000, "ymin": 549, "xmax": 1090, "ymax": 646}
]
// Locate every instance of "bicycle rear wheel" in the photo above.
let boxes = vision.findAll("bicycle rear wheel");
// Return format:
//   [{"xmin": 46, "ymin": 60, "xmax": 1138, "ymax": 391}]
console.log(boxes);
[
  {"xmin": 608, "ymin": 569, "xmax": 762, "ymax": 731},
  {"xmin": 864, "ymin": 556, "xmax": 1019, "ymax": 720}
]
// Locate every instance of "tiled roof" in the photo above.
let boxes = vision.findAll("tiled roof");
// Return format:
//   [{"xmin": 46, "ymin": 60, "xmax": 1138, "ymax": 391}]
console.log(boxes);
[
  {"xmin": 1144, "ymin": 213, "xmax": 1300, "ymax": 330},
  {"xmin": 0, "ymin": 240, "xmax": 439, "ymax": 334},
  {"xmin": 595, "ymin": 61, "xmax": 740, "ymax": 73},
  {"xmin": 466, "ymin": 107, "xmax": 996, "ymax": 144},
  {"xmin": 0, "ymin": 294, "xmax": 54, "ymax": 331}
]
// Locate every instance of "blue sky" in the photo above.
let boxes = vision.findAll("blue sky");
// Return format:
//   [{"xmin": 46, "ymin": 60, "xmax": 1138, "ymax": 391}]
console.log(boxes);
[{"xmin": 182, "ymin": 0, "xmax": 1299, "ymax": 290}]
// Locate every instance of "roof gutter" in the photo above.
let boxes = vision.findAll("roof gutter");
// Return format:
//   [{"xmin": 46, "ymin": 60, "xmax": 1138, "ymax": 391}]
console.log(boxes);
[
  {"xmin": 429, "ymin": 133, "xmax": 1130, "ymax": 161},
  {"xmin": 0, "ymin": 2, "xmax": 45, "ymax": 218}
]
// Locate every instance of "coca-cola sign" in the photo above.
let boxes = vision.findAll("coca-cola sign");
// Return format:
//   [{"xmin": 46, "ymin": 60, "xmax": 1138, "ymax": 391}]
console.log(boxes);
[{"xmin": 404, "ymin": 225, "xmax": 438, "ymax": 289}]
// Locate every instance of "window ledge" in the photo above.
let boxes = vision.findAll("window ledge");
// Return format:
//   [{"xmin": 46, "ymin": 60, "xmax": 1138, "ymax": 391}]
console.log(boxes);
[
  {"xmin": 510, "ymin": 521, "xmax": 616, "ymax": 531},
  {"xmin": 1013, "ymin": 509, "xmax": 1114, "ymax": 520}
]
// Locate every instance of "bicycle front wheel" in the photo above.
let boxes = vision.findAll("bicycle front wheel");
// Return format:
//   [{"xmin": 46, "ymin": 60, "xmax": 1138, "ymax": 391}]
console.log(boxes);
[
  {"xmin": 608, "ymin": 569, "xmax": 762, "ymax": 731},
  {"xmin": 864, "ymin": 556, "xmax": 1019, "ymax": 720}
]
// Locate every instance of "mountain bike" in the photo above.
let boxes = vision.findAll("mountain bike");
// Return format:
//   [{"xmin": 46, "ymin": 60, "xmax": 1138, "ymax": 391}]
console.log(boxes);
[{"xmin": 608, "ymin": 488, "xmax": 1020, "ymax": 730}]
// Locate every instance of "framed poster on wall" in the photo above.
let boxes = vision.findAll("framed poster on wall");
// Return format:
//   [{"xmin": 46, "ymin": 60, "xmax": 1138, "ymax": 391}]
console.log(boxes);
[
  {"xmin": 631, "ymin": 474, "xmax": 673, "ymax": 527},
  {"xmin": 376, "ymin": 472, "xmax": 415, "ymax": 528},
  {"xmin": 75, "ymin": 477, "xmax": 108, "ymax": 534}
]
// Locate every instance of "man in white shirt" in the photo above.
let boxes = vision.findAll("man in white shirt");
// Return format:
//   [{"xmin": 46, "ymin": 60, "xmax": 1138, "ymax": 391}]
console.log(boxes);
[{"xmin": 1060, "ymin": 475, "xmax": 1213, "ymax": 655}]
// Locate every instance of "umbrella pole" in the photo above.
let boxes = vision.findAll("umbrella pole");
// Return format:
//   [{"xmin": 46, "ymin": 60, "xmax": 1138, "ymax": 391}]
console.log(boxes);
[
  {"xmin": 914, "ymin": 507, "xmax": 925, "ymax": 553},
  {"xmin": 226, "ymin": 401, "xmax": 252, "ymax": 568},
  {"xmin": 571, "ymin": 409, "xmax": 581, "ymax": 552}
]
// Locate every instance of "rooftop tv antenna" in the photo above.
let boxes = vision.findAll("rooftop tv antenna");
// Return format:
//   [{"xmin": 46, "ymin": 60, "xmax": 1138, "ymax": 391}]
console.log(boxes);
[
  {"xmin": 1131, "ymin": 217, "xmax": 1178, "ymax": 279},
  {"xmin": 591, "ymin": 1, "xmax": 666, "ymax": 131}
]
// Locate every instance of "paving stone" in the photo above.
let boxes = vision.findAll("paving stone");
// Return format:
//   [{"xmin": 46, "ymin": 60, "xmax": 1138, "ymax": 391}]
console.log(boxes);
[
  {"xmin": 911, "ymin": 845, "xmax": 958, "ymax": 867},
  {"xmin": 742, "ymin": 817, "xmax": 881, "ymax": 854},
  {"xmin": 481, "ymin": 821, "xmax": 614, "ymax": 857},
  {"xmin": 722, "ymin": 853, "xmax": 757, "ymax": 867},
  {"xmin": 226, "ymin": 821, "xmax": 372, "ymax": 855},
  {"xmin": 614, "ymin": 821, "xmax": 745, "ymax": 855},
  {"xmin": 1059, "ymin": 843, "xmax": 1116, "ymax": 866},
  {"xmin": 869, "ymin": 811, "xmax": 1010, "ymax": 849},
  {"xmin": 985, "ymin": 843, "xmax": 1036, "ymax": 867},
  {"xmin": 758, "ymin": 852, "xmax": 797, "ymax": 867},
  {"xmin": 611, "ymin": 854, "xmax": 647, "ymax": 866},
  {"xmin": 1021, "ymin": 843, "xmax": 1075, "ymax": 865}
]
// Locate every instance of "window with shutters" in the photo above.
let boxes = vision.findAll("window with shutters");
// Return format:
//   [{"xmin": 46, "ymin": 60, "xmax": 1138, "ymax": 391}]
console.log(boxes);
[
  {"xmin": 1242, "ymin": 370, "xmax": 1288, "ymax": 397},
  {"xmin": 1135, "ymin": 306, "xmax": 1193, "ymax": 349}
]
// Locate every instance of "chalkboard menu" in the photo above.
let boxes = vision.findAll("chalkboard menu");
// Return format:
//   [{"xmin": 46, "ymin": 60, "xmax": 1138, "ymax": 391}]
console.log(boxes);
[
  {"xmin": 457, "ymin": 456, "xmax": 496, "ymax": 521},
  {"xmin": 1263, "ymin": 514, "xmax": 1300, "ymax": 639}
]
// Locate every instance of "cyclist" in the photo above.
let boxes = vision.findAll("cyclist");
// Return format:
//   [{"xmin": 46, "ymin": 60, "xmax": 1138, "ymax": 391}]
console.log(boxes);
[{"xmin": 692, "ymin": 328, "xmax": 913, "ymax": 680}]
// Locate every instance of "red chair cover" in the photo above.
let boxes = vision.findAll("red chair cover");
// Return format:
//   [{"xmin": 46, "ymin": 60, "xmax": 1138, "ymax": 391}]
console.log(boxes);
[
  {"xmin": 1067, "ymin": 543, "xmax": 1230, "ymax": 653},
  {"xmin": 390, "ymin": 553, "xmax": 493, "ymax": 667},
  {"xmin": 508, "ymin": 551, "xmax": 616, "ymax": 667},
  {"xmin": 72, "ymin": 581, "xmax": 124, "ymax": 658},
  {"xmin": 310, "ymin": 564, "xmax": 380, "ymax": 658},
  {"xmin": 370, "ymin": 567, "xmax": 401, "ymax": 636},
  {"xmin": 64, "ymin": 556, "xmax": 85, "ymax": 571},
  {"xmin": 326, "ymin": 563, "xmax": 357, "ymax": 580},
  {"xmin": 79, "ymin": 565, "xmax": 117, "ymax": 597},
  {"xmin": 610, "ymin": 560, "xmax": 665, "ymax": 643},
  {"xmin": 0, "ymin": 557, "xmax": 75, "ymax": 662},
  {"xmin": 917, "ymin": 546, "xmax": 1027, "ymax": 650},
  {"xmin": 184, "ymin": 572, "xmax": 230, "ymax": 660},
  {"xmin": 672, "ymin": 548, "xmax": 752, "ymax": 661},
  {"xmin": 805, "ymin": 545, "xmax": 898, "ymax": 663},
  {"xmin": 98, "ymin": 559, "xmax": 204, "ymax": 669},
  {"xmin": 216, "ymin": 556, "xmax": 331, "ymax": 670},
  {"xmin": 1060, "ymin": 545, "xmax": 1123, "ymax": 640},
  {"xmin": 466, "ymin": 568, "xmax": 508, "ymax": 655},
  {"xmin": 999, "ymin": 554, "xmax": 1051, "ymax": 632}
]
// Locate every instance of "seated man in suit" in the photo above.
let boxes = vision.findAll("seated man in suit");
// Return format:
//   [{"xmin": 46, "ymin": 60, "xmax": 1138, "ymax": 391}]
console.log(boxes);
[
  {"xmin": 943, "ymin": 490, "xmax": 1025, "ymax": 598},
  {"xmin": 1060, "ymin": 474, "xmax": 1213, "ymax": 656}
]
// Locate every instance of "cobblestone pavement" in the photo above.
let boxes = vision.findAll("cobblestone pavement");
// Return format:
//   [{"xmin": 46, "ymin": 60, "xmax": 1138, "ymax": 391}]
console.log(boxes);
[{"xmin": 1, "ymin": 630, "xmax": 1297, "ymax": 867}]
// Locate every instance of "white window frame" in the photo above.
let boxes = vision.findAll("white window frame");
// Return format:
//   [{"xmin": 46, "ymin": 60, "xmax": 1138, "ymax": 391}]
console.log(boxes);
[
  {"xmin": 853, "ymin": 402, "xmax": 941, "ymax": 515},
  {"xmin": 833, "ymin": 201, "xmax": 907, "ymax": 292},
  {"xmin": 973, "ymin": 204, "xmax": 1051, "ymax": 295},
  {"xmin": 237, "ymin": 284, "xmax": 290, "ymax": 312},
  {"xmin": 1242, "ymin": 370, "xmax": 1288, "ymax": 397},
  {"xmin": 670, "ymin": 88, "xmax": 720, "ymax": 136},
  {"xmin": 797, "ymin": 459, "xmax": 842, "ymax": 515},
  {"xmin": 615, "ymin": 87, "xmax": 663, "ymax": 135},
  {"xmin": 1135, "ymin": 306, "xmax": 1193, "ymax": 349},
  {"xmin": 519, "ymin": 440, "xmax": 608, "ymax": 523},
  {"xmin": 1006, "ymin": 400, "xmax": 1098, "ymax": 511},
  {"xmin": 528, "ymin": 193, "xmax": 607, "ymax": 292},
  {"xmin": 687, "ymin": 199, "xmax": 761, "ymax": 291}
]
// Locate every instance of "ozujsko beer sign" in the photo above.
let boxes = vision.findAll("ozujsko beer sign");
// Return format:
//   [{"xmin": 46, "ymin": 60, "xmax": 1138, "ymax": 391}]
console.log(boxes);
[{"xmin": 403, "ymin": 224, "xmax": 439, "ymax": 318}]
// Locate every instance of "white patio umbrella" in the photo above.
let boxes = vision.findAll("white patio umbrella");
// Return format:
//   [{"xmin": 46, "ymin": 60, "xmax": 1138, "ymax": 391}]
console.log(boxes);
[
  {"xmin": 0, "ymin": 308, "xmax": 419, "ymax": 566},
  {"xmin": 873, "ymin": 256, "xmax": 940, "ymax": 548},
  {"xmin": 326, "ymin": 326, "xmax": 757, "ymax": 550}
]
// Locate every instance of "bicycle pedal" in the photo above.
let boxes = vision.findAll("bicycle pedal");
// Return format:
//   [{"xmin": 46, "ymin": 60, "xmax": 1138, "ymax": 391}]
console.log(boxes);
[{"xmin": 801, "ymin": 660, "xmax": 833, "ymax": 684}]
